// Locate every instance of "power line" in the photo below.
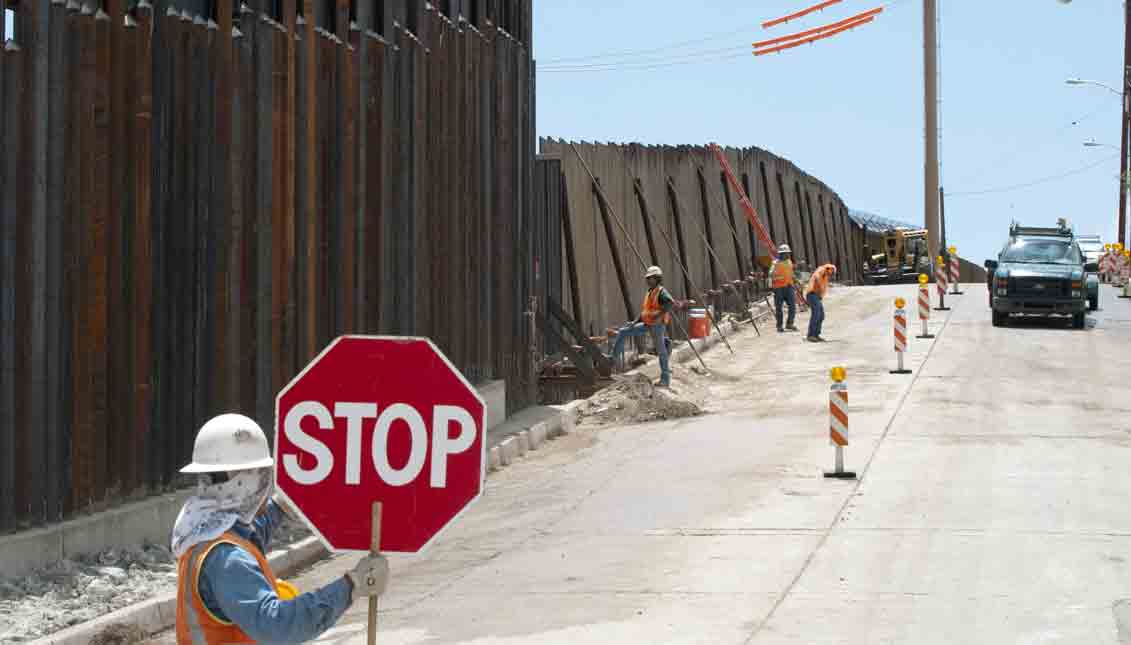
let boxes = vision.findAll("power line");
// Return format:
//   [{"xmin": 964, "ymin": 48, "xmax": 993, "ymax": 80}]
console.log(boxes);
[
  {"xmin": 946, "ymin": 98, "xmax": 1116, "ymax": 188},
  {"xmin": 539, "ymin": 25, "xmax": 758, "ymax": 65},
  {"xmin": 540, "ymin": 51, "xmax": 749, "ymax": 73},
  {"xmin": 540, "ymin": 45, "xmax": 748, "ymax": 71},
  {"xmin": 948, "ymin": 153, "xmax": 1118, "ymax": 197}
]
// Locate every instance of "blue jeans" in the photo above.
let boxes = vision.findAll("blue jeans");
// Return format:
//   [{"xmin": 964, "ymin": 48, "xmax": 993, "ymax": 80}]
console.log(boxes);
[
  {"xmin": 611, "ymin": 322, "xmax": 670, "ymax": 385},
  {"xmin": 773, "ymin": 287, "xmax": 796, "ymax": 329},
  {"xmin": 806, "ymin": 293, "xmax": 825, "ymax": 338}
]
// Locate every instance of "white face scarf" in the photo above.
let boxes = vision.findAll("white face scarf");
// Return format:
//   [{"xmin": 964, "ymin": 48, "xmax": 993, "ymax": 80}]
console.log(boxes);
[{"xmin": 171, "ymin": 468, "xmax": 274, "ymax": 558}]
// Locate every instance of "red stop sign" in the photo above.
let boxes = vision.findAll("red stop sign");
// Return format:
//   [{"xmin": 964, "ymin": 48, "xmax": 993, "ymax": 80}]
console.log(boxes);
[{"xmin": 274, "ymin": 336, "xmax": 486, "ymax": 553}]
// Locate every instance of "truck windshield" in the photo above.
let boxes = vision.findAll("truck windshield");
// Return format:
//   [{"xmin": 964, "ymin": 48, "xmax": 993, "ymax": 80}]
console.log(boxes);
[{"xmin": 1001, "ymin": 240, "xmax": 1080, "ymax": 264}]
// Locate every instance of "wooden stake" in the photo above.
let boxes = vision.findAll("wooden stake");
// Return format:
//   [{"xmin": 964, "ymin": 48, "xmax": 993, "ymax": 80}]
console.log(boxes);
[{"xmin": 368, "ymin": 501, "xmax": 382, "ymax": 645}]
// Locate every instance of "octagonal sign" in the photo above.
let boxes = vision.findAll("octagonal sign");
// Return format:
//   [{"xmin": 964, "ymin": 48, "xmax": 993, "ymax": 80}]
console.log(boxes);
[{"xmin": 274, "ymin": 336, "xmax": 486, "ymax": 553}]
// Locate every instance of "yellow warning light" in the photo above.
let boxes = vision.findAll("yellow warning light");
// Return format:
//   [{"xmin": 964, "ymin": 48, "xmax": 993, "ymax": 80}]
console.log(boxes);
[
  {"xmin": 895, "ymin": 297, "xmax": 906, "ymax": 309},
  {"xmin": 1107, "ymin": 244, "xmax": 1113, "ymax": 251},
  {"xmin": 937, "ymin": 256, "xmax": 945, "ymax": 265},
  {"xmin": 830, "ymin": 366, "xmax": 847, "ymax": 383},
  {"xmin": 918, "ymin": 274, "xmax": 929, "ymax": 285},
  {"xmin": 948, "ymin": 246, "xmax": 957, "ymax": 254},
  {"xmin": 1118, "ymin": 243, "xmax": 1125, "ymax": 252}
]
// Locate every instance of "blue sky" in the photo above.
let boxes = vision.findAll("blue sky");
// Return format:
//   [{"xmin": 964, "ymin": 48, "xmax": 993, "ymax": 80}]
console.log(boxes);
[{"xmin": 534, "ymin": 0, "xmax": 1127, "ymax": 265}]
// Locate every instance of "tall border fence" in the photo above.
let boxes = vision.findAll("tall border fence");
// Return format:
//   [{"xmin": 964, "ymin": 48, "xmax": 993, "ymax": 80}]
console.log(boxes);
[
  {"xmin": 541, "ymin": 141, "xmax": 863, "ymax": 340},
  {"xmin": 0, "ymin": 0, "xmax": 535, "ymax": 532}
]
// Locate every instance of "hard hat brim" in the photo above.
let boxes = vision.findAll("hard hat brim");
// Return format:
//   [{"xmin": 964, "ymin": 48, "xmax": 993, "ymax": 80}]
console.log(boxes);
[{"xmin": 179, "ymin": 456, "xmax": 275, "ymax": 474}]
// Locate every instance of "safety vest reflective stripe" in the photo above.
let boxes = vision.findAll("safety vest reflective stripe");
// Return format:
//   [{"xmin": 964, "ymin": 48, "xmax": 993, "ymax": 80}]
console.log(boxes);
[
  {"xmin": 182, "ymin": 545, "xmax": 209, "ymax": 645},
  {"xmin": 770, "ymin": 261, "xmax": 794, "ymax": 288},
  {"xmin": 640, "ymin": 288, "xmax": 671, "ymax": 325}
]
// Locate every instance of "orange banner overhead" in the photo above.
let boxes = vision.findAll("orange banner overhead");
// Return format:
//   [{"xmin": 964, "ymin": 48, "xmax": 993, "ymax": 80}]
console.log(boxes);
[
  {"xmin": 762, "ymin": 0, "xmax": 845, "ymax": 29},
  {"xmin": 753, "ymin": 7, "xmax": 884, "ymax": 49},
  {"xmin": 754, "ymin": 15, "xmax": 876, "ymax": 56}
]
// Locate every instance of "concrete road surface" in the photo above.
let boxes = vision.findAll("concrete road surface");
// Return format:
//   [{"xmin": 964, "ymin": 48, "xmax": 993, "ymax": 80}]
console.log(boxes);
[{"xmin": 151, "ymin": 283, "xmax": 1131, "ymax": 644}]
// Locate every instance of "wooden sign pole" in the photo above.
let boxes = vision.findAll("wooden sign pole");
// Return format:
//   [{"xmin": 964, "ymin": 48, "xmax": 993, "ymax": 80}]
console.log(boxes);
[{"xmin": 367, "ymin": 502, "xmax": 382, "ymax": 645}]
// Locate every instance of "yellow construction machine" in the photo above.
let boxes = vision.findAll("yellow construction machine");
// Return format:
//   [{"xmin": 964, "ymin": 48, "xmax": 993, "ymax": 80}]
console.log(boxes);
[{"xmin": 865, "ymin": 228, "xmax": 932, "ymax": 284}]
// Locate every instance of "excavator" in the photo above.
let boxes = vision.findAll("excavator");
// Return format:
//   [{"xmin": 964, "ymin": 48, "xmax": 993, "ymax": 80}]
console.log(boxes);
[{"xmin": 864, "ymin": 228, "xmax": 932, "ymax": 284}]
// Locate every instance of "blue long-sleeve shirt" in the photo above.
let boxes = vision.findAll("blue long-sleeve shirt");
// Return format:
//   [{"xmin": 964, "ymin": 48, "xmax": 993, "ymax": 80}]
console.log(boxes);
[{"xmin": 196, "ymin": 500, "xmax": 354, "ymax": 643}]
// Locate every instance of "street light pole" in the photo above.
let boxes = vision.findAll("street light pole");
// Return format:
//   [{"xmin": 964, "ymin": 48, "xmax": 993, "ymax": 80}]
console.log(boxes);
[
  {"xmin": 924, "ymin": 0, "xmax": 940, "ymax": 263},
  {"xmin": 1120, "ymin": 0, "xmax": 1130, "ymax": 245}
]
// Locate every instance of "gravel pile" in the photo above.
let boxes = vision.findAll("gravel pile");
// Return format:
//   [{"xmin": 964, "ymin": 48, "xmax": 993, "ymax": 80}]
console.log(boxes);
[
  {"xmin": 0, "ymin": 514, "xmax": 312, "ymax": 643},
  {"xmin": 581, "ymin": 373, "xmax": 704, "ymax": 427}
]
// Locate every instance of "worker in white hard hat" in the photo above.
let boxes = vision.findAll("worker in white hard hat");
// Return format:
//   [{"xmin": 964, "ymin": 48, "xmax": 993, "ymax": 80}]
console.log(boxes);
[
  {"xmin": 608, "ymin": 265, "xmax": 675, "ymax": 387},
  {"xmin": 769, "ymin": 244, "xmax": 798, "ymax": 333},
  {"xmin": 173, "ymin": 414, "xmax": 389, "ymax": 644}
]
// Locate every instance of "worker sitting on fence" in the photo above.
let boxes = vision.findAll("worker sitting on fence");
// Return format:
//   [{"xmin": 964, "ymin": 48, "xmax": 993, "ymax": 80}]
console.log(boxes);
[
  {"xmin": 173, "ymin": 414, "xmax": 389, "ymax": 644},
  {"xmin": 804, "ymin": 264, "xmax": 838, "ymax": 343},
  {"xmin": 607, "ymin": 265, "xmax": 675, "ymax": 388},
  {"xmin": 770, "ymin": 244, "xmax": 798, "ymax": 333}
]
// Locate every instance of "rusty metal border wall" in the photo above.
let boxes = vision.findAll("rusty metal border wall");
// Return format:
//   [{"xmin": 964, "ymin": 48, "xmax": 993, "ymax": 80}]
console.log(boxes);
[
  {"xmin": 540, "ymin": 140, "xmax": 863, "ymax": 339},
  {"xmin": 0, "ymin": 0, "xmax": 536, "ymax": 532}
]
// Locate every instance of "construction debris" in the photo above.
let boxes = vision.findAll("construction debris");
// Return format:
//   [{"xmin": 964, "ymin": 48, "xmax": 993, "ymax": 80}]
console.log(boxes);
[{"xmin": 580, "ymin": 373, "xmax": 704, "ymax": 427}]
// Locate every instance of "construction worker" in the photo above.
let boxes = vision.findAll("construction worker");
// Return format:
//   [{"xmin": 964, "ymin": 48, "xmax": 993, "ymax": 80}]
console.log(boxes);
[
  {"xmin": 769, "ymin": 244, "xmax": 798, "ymax": 333},
  {"xmin": 803, "ymin": 263, "xmax": 838, "ymax": 342},
  {"xmin": 608, "ymin": 265, "xmax": 674, "ymax": 387},
  {"xmin": 173, "ymin": 414, "xmax": 389, "ymax": 644}
]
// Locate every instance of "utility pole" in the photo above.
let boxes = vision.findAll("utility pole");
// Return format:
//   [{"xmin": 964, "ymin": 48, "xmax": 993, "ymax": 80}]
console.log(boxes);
[
  {"xmin": 1121, "ymin": 0, "xmax": 1131, "ymax": 246},
  {"xmin": 924, "ymin": 0, "xmax": 940, "ymax": 263}
]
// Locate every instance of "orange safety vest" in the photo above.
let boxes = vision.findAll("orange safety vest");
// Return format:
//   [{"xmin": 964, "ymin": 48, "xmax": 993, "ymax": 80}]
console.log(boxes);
[
  {"xmin": 770, "ymin": 259, "xmax": 795, "ymax": 289},
  {"xmin": 804, "ymin": 264, "xmax": 837, "ymax": 298},
  {"xmin": 640, "ymin": 287, "xmax": 672, "ymax": 326},
  {"xmin": 176, "ymin": 532, "xmax": 279, "ymax": 645}
]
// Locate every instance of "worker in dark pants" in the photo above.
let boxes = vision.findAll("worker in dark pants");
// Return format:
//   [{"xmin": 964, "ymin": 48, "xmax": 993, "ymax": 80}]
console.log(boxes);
[{"xmin": 769, "ymin": 244, "xmax": 798, "ymax": 332}]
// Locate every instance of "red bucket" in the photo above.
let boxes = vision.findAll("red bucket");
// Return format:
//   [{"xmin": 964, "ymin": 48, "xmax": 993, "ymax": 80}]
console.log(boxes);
[{"xmin": 688, "ymin": 308, "xmax": 709, "ymax": 339}]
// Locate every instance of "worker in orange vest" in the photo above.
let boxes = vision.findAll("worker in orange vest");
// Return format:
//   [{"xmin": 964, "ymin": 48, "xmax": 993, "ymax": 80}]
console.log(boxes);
[
  {"xmin": 769, "ymin": 244, "xmax": 798, "ymax": 333},
  {"xmin": 804, "ymin": 263, "xmax": 838, "ymax": 342},
  {"xmin": 608, "ymin": 265, "xmax": 674, "ymax": 387},
  {"xmin": 173, "ymin": 414, "xmax": 389, "ymax": 644}
]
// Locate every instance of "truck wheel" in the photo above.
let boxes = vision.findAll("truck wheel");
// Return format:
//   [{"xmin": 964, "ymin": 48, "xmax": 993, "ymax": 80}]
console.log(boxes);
[
  {"xmin": 1073, "ymin": 313, "xmax": 1086, "ymax": 329},
  {"xmin": 992, "ymin": 310, "xmax": 1007, "ymax": 327},
  {"xmin": 1089, "ymin": 297, "xmax": 1098, "ymax": 311}
]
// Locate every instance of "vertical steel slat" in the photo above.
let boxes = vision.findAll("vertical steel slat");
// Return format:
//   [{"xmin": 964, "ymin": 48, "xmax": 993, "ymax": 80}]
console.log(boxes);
[
  {"xmin": 253, "ymin": 8, "xmax": 274, "ymax": 432},
  {"xmin": 213, "ymin": 0, "xmax": 234, "ymax": 412},
  {"xmin": 238, "ymin": 4, "xmax": 258, "ymax": 420},
  {"xmin": 271, "ymin": 19, "xmax": 289, "ymax": 405},
  {"xmin": 720, "ymin": 172, "xmax": 746, "ymax": 277},
  {"xmin": 131, "ymin": 0, "xmax": 154, "ymax": 497},
  {"xmin": 0, "ymin": 37, "xmax": 20, "ymax": 530},
  {"xmin": 665, "ymin": 178, "xmax": 692, "ymax": 300},
  {"xmin": 696, "ymin": 168, "xmax": 720, "ymax": 290},
  {"xmin": 104, "ymin": 0, "xmax": 129, "ymax": 502}
]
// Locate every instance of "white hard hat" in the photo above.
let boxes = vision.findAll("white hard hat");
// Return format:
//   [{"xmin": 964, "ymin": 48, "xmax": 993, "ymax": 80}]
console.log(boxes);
[
  {"xmin": 645, "ymin": 265, "xmax": 663, "ymax": 278},
  {"xmin": 180, "ymin": 414, "xmax": 274, "ymax": 474},
  {"xmin": 778, "ymin": 244, "xmax": 792, "ymax": 254}
]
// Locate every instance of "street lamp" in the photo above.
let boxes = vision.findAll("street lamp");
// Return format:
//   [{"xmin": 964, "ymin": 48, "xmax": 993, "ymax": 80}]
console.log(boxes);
[
  {"xmin": 1060, "ymin": 0, "xmax": 1131, "ymax": 245},
  {"xmin": 1066, "ymin": 78, "xmax": 1123, "ymax": 96}
]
